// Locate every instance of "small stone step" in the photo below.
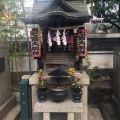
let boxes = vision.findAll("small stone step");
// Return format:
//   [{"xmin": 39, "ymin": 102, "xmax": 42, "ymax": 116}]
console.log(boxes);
[
  {"xmin": 3, "ymin": 104, "xmax": 20, "ymax": 120},
  {"xmin": 45, "ymin": 53, "xmax": 73, "ymax": 64},
  {"xmin": 98, "ymin": 103, "xmax": 117, "ymax": 120},
  {"xmin": 88, "ymin": 104, "xmax": 104, "ymax": 120},
  {"xmin": 0, "ymin": 96, "xmax": 16, "ymax": 120}
]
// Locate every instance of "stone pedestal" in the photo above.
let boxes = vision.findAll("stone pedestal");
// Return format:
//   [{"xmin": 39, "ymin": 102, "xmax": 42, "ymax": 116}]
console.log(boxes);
[
  {"xmin": 0, "ymin": 40, "xmax": 12, "ymax": 119},
  {"xmin": 34, "ymin": 97, "xmax": 83, "ymax": 120},
  {"xmin": 28, "ymin": 71, "xmax": 90, "ymax": 120}
]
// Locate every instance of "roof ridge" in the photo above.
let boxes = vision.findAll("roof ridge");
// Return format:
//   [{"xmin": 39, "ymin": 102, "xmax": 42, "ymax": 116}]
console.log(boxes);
[{"xmin": 39, "ymin": 0, "xmax": 78, "ymax": 14}]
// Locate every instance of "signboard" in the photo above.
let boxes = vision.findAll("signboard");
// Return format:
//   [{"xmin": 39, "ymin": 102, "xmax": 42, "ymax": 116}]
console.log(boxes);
[
  {"xmin": 0, "ymin": 57, "xmax": 5, "ymax": 73},
  {"xmin": 77, "ymin": 28, "xmax": 88, "ymax": 57},
  {"xmin": 30, "ymin": 29, "xmax": 41, "ymax": 58}
]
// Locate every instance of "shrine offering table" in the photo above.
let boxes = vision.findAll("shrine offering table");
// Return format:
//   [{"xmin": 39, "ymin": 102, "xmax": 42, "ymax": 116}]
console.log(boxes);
[
  {"xmin": 34, "ymin": 96, "xmax": 83, "ymax": 120},
  {"xmin": 27, "ymin": 71, "xmax": 89, "ymax": 120}
]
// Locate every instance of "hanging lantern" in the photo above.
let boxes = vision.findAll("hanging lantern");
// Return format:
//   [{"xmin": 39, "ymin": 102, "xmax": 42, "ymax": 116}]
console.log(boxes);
[
  {"xmin": 30, "ymin": 29, "xmax": 41, "ymax": 58},
  {"xmin": 77, "ymin": 28, "xmax": 88, "ymax": 57}
]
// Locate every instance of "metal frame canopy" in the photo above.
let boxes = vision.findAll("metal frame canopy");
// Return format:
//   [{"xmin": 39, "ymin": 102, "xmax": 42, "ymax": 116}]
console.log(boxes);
[{"xmin": 22, "ymin": 0, "xmax": 92, "ymax": 27}]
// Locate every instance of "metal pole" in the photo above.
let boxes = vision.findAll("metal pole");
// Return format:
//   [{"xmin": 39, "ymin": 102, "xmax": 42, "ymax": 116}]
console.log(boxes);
[{"xmin": 101, "ymin": 0, "xmax": 103, "ymax": 30}]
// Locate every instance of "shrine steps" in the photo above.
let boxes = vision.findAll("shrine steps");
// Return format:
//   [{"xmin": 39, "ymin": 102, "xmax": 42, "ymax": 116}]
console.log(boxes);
[
  {"xmin": 45, "ymin": 53, "xmax": 73, "ymax": 63},
  {"xmin": 44, "ymin": 53, "xmax": 74, "ymax": 70}
]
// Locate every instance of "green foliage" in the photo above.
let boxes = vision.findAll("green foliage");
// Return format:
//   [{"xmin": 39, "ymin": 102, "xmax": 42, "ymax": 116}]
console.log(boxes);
[
  {"xmin": 88, "ymin": 66, "xmax": 101, "ymax": 82},
  {"xmin": 0, "ymin": 0, "xmax": 26, "ymax": 84},
  {"xmin": 95, "ymin": 23, "xmax": 113, "ymax": 33},
  {"xmin": 83, "ymin": 57, "xmax": 91, "ymax": 71},
  {"xmin": 83, "ymin": 57, "xmax": 101, "ymax": 82},
  {"xmin": 38, "ymin": 69, "xmax": 48, "ymax": 88},
  {"xmin": 38, "ymin": 80, "xmax": 48, "ymax": 88},
  {"xmin": 87, "ymin": 0, "xmax": 120, "ymax": 32},
  {"xmin": 0, "ymin": 0, "xmax": 26, "ymax": 58},
  {"xmin": 0, "ymin": 1, "xmax": 5, "ymax": 11},
  {"xmin": 87, "ymin": 40, "xmax": 91, "ymax": 46}
]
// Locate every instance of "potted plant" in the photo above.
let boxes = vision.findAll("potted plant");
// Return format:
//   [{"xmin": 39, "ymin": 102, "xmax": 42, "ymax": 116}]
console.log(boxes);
[
  {"xmin": 37, "ymin": 69, "xmax": 49, "ymax": 102},
  {"xmin": 68, "ymin": 68, "xmax": 83, "ymax": 103}
]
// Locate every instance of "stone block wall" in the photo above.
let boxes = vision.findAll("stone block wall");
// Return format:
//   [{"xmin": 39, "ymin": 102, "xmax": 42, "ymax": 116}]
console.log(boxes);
[{"xmin": 0, "ymin": 40, "xmax": 12, "ymax": 107}]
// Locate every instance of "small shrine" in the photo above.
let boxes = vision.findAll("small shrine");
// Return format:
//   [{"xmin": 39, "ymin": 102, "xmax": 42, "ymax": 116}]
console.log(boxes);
[
  {"xmin": 22, "ymin": 0, "xmax": 91, "ymax": 71},
  {"xmin": 21, "ymin": 0, "xmax": 91, "ymax": 120}
]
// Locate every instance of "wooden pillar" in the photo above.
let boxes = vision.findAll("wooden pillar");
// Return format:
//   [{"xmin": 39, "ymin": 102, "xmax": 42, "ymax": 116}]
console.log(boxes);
[
  {"xmin": 71, "ymin": 35, "xmax": 74, "ymax": 59},
  {"xmin": 42, "ymin": 28, "xmax": 47, "ymax": 60}
]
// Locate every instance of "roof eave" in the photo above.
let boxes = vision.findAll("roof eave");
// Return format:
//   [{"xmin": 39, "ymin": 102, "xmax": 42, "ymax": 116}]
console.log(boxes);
[{"xmin": 22, "ymin": 15, "xmax": 92, "ymax": 25}]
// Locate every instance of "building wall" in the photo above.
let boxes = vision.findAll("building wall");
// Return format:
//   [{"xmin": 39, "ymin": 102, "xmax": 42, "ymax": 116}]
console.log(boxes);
[
  {"xmin": 11, "ymin": 55, "xmax": 37, "ymax": 72},
  {"xmin": 0, "ymin": 41, "xmax": 12, "ymax": 106},
  {"xmin": 86, "ymin": 52, "xmax": 113, "ymax": 69}
]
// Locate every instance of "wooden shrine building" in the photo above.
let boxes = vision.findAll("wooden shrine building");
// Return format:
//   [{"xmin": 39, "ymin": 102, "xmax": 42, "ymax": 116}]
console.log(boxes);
[{"xmin": 22, "ymin": 0, "xmax": 92, "ymax": 71}]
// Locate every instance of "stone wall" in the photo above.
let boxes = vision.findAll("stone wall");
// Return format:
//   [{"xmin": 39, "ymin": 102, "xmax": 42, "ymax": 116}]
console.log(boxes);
[
  {"xmin": 113, "ymin": 46, "xmax": 120, "ymax": 99},
  {"xmin": 0, "ymin": 40, "xmax": 12, "ymax": 107}
]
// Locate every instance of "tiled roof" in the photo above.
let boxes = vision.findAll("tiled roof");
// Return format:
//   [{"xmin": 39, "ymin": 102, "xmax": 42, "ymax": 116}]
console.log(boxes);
[{"xmin": 22, "ymin": 0, "xmax": 91, "ymax": 25}]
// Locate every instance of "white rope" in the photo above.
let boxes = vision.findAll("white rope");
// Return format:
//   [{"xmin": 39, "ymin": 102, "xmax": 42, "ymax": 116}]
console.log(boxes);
[{"xmin": 48, "ymin": 26, "xmax": 79, "ymax": 30}]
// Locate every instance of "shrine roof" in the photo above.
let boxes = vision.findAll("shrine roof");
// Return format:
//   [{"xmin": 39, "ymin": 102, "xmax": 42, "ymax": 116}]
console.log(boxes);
[{"xmin": 22, "ymin": 0, "xmax": 91, "ymax": 26}]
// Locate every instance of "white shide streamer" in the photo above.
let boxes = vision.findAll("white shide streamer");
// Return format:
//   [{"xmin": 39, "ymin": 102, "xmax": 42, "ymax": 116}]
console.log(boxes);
[
  {"xmin": 56, "ymin": 30, "xmax": 61, "ymax": 46},
  {"xmin": 62, "ymin": 29, "xmax": 67, "ymax": 46},
  {"xmin": 47, "ymin": 30, "xmax": 52, "ymax": 47}
]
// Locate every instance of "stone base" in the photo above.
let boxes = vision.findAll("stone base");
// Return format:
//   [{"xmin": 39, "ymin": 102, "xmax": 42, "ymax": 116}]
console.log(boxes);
[
  {"xmin": 33, "ymin": 113, "xmax": 67, "ymax": 120},
  {"xmin": 33, "ymin": 112, "xmax": 83, "ymax": 120},
  {"xmin": 33, "ymin": 112, "xmax": 82, "ymax": 120},
  {"xmin": 34, "ymin": 95, "xmax": 83, "ymax": 120},
  {"xmin": 0, "ymin": 96, "xmax": 16, "ymax": 120},
  {"xmin": 34, "ymin": 98, "xmax": 83, "ymax": 113}
]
